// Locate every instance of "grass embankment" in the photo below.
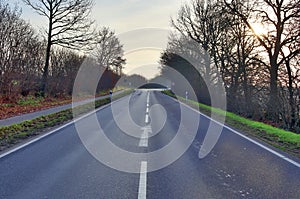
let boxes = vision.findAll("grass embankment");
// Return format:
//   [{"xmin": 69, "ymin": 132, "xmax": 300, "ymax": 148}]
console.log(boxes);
[
  {"xmin": 163, "ymin": 90, "xmax": 300, "ymax": 158},
  {"xmin": 0, "ymin": 89, "xmax": 132, "ymax": 151}
]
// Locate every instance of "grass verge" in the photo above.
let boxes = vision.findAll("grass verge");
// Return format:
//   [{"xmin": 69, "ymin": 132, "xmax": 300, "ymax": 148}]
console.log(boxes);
[
  {"xmin": 162, "ymin": 90, "xmax": 300, "ymax": 159},
  {"xmin": 0, "ymin": 89, "xmax": 132, "ymax": 152}
]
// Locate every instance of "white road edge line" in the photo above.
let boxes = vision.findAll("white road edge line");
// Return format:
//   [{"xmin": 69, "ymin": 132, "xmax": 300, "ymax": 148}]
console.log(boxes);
[
  {"xmin": 138, "ymin": 161, "xmax": 147, "ymax": 199},
  {"xmin": 167, "ymin": 95, "xmax": 300, "ymax": 168},
  {"xmin": 0, "ymin": 96, "xmax": 127, "ymax": 159}
]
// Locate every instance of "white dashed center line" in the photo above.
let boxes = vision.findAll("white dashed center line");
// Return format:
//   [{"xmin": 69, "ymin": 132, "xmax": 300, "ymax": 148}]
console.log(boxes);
[
  {"xmin": 145, "ymin": 114, "xmax": 149, "ymax": 124},
  {"xmin": 145, "ymin": 92, "xmax": 150, "ymax": 124},
  {"xmin": 138, "ymin": 92, "xmax": 151, "ymax": 198},
  {"xmin": 138, "ymin": 161, "xmax": 148, "ymax": 199},
  {"xmin": 139, "ymin": 126, "xmax": 151, "ymax": 147}
]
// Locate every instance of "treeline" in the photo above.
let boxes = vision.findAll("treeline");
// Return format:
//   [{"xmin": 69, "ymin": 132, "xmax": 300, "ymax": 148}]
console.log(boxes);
[
  {"xmin": 0, "ymin": 0, "xmax": 125, "ymax": 102},
  {"xmin": 161, "ymin": 0, "xmax": 300, "ymax": 133}
]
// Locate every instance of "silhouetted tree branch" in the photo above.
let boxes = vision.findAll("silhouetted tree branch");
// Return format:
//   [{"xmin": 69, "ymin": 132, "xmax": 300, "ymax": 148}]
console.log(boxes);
[{"xmin": 23, "ymin": 0, "xmax": 95, "ymax": 96}]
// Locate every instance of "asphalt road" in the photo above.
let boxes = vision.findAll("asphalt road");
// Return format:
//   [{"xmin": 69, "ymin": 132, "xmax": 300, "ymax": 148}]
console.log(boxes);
[{"xmin": 0, "ymin": 90, "xmax": 299, "ymax": 198}]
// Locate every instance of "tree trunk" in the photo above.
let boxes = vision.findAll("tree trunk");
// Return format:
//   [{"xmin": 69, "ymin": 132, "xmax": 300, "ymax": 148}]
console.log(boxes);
[
  {"xmin": 242, "ymin": 62, "xmax": 252, "ymax": 116},
  {"xmin": 286, "ymin": 60, "xmax": 296, "ymax": 130},
  {"xmin": 40, "ymin": 11, "xmax": 53, "ymax": 97},
  {"xmin": 267, "ymin": 58, "xmax": 279, "ymax": 121},
  {"xmin": 40, "ymin": 42, "xmax": 51, "ymax": 96}
]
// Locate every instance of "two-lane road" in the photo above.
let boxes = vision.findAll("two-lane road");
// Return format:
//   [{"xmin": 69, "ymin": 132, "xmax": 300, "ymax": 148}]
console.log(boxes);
[{"xmin": 0, "ymin": 90, "xmax": 299, "ymax": 198}]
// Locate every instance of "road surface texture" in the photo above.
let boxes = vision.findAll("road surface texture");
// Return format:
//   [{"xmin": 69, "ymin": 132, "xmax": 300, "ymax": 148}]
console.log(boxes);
[
  {"xmin": 0, "ymin": 90, "xmax": 299, "ymax": 198},
  {"xmin": 0, "ymin": 90, "xmax": 124, "ymax": 127}
]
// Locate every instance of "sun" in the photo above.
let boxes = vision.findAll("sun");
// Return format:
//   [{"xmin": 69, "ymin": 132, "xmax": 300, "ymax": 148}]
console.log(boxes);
[{"xmin": 251, "ymin": 23, "xmax": 266, "ymax": 36}]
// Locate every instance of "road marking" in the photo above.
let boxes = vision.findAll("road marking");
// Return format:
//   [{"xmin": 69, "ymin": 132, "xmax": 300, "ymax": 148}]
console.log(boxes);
[
  {"xmin": 139, "ymin": 139, "xmax": 148, "ymax": 147},
  {"xmin": 145, "ymin": 92, "xmax": 150, "ymax": 124},
  {"xmin": 146, "ymin": 92, "xmax": 150, "ymax": 104},
  {"xmin": 139, "ymin": 126, "xmax": 151, "ymax": 147},
  {"xmin": 138, "ymin": 161, "xmax": 147, "ymax": 199},
  {"xmin": 0, "ymin": 96, "xmax": 127, "ymax": 159},
  {"xmin": 145, "ymin": 114, "xmax": 149, "ymax": 124},
  {"xmin": 139, "ymin": 133, "xmax": 148, "ymax": 147},
  {"xmin": 165, "ymin": 94, "xmax": 300, "ymax": 168}
]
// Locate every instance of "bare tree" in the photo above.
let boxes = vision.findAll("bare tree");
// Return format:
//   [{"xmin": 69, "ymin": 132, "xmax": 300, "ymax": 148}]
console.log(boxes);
[
  {"xmin": 170, "ymin": 0, "xmax": 262, "ymax": 113},
  {"xmin": 171, "ymin": 0, "xmax": 218, "ymax": 84},
  {"xmin": 22, "ymin": 0, "xmax": 95, "ymax": 96},
  {"xmin": 0, "ymin": 1, "xmax": 44, "ymax": 99},
  {"xmin": 93, "ymin": 27, "xmax": 125, "ymax": 74},
  {"xmin": 224, "ymin": 0, "xmax": 300, "ymax": 120},
  {"xmin": 219, "ymin": 3, "xmax": 265, "ymax": 115},
  {"xmin": 279, "ymin": 38, "xmax": 300, "ymax": 131},
  {"xmin": 163, "ymin": 0, "xmax": 300, "ymax": 131}
]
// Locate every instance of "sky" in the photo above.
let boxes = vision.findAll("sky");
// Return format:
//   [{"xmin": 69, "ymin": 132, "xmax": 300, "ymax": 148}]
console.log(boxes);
[{"xmin": 10, "ymin": 0, "xmax": 184, "ymax": 79}]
